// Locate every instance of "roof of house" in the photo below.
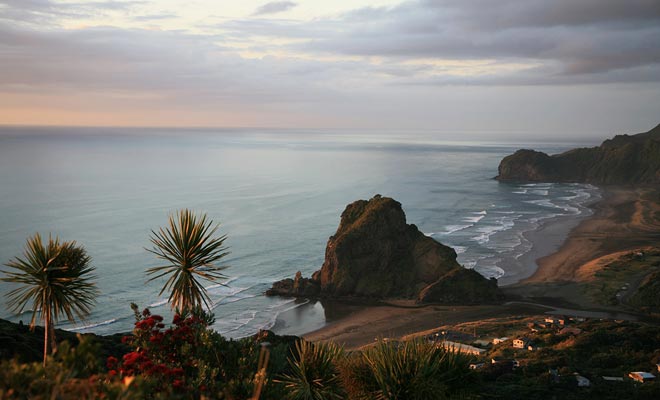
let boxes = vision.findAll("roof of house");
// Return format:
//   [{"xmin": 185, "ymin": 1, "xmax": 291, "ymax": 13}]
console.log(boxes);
[{"xmin": 629, "ymin": 372, "xmax": 656, "ymax": 379}]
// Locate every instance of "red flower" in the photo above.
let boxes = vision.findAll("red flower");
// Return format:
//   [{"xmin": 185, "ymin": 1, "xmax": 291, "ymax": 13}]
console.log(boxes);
[
  {"xmin": 106, "ymin": 356, "xmax": 118, "ymax": 369},
  {"xmin": 122, "ymin": 351, "xmax": 144, "ymax": 367},
  {"xmin": 108, "ymin": 370, "xmax": 117, "ymax": 376}
]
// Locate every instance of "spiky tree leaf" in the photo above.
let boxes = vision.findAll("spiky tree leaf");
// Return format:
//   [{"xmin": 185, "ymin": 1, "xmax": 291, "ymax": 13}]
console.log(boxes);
[
  {"xmin": 146, "ymin": 209, "xmax": 229, "ymax": 312},
  {"xmin": 1, "ymin": 234, "xmax": 98, "ymax": 364}
]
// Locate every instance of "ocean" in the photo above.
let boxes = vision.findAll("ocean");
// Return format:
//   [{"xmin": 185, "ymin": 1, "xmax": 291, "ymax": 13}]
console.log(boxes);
[{"xmin": 0, "ymin": 127, "xmax": 600, "ymax": 337}]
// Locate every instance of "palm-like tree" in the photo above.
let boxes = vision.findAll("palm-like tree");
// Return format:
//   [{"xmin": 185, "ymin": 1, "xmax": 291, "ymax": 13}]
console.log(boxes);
[
  {"xmin": 146, "ymin": 209, "xmax": 229, "ymax": 313},
  {"xmin": 1, "ymin": 234, "xmax": 98, "ymax": 365}
]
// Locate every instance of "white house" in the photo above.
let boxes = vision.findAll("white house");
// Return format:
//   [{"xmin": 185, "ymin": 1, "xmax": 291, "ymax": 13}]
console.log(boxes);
[
  {"xmin": 513, "ymin": 338, "xmax": 531, "ymax": 349},
  {"xmin": 629, "ymin": 372, "xmax": 656, "ymax": 383},
  {"xmin": 440, "ymin": 341, "xmax": 485, "ymax": 356}
]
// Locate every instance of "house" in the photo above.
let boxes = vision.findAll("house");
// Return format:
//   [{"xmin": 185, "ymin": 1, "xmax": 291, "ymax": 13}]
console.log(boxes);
[
  {"xmin": 492, "ymin": 337, "xmax": 509, "ymax": 345},
  {"xmin": 628, "ymin": 372, "xmax": 656, "ymax": 383},
  {"xmin": 440, "ymin": 340, "xmax": 485, "ymax": 356},
  {"xmin": 602, "ymin": 376, "xmax": 624, "ymax": 382},
  {"xmin": 575, "ymin": 374, "xmax": 591, "ymax": 387},
  {"xmin": 656, "ymin": 364, "xmax": 660, "ymax": 373},
  {"xmin": 513, "ymin": 338, "xmax": 531, "ymax": 349},
  {"xmin": 544, "ymin": 317, "xmax": 559, "ymax": 325},
  {"xmin": 469, "ymin": 362, "xmax": 485, "ymax": 370}
]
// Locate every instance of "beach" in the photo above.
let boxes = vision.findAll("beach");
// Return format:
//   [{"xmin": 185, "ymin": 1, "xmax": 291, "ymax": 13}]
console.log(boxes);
[
  {"xmin": 289, "ymin": 186, "xmax": 660, "ymax": 349},
  {"xmin": 526, "ymin": 186, "xmax": 660, "ymax": 283}
]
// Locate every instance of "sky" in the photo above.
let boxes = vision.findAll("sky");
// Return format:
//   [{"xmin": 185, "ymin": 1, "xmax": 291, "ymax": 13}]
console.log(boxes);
[{"xmin": 1, "ymin": 0, "xmax": 659, "ymax": 138}]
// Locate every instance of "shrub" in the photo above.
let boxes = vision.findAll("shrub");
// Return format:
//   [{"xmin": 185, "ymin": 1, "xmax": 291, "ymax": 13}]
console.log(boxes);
[
  {"xmin": 346, "ymin": 339, "xmax": 475, "ymax": 400},
  {"xmin": 276, "ymin": 340, "xmax": 345, "ymax": 400}
]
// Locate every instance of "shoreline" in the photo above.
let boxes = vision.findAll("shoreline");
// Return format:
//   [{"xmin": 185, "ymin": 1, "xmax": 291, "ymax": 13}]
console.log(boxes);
[
  {"xmin": 274, "ymin": 185, "xmax": 659, "ymax": 348},
  {"xmin": 497, "ymin": 186, "xmax": 601, "ymax": 286},
  {"xmin": 524, "ymin": 185, "xmax": 660, "ymax": 283}
]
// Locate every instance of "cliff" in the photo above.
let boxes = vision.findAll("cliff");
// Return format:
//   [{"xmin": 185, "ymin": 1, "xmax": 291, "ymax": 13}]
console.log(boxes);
[
  {"xmin": 496, "ymin": 124, "xmax": 660, "ymax": 184},
  {"xmin": 267, "ymin": 195, "xmax": 503, "ymax": 304}
]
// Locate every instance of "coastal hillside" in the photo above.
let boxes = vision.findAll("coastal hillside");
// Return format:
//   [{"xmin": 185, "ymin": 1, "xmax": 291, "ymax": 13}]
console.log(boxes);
[
  {"xmin": 267, "ymin": 195, "xmax": 503, "ymax": 304},
  {"xmin": 496, "ymin": 124, "xmax": 660, "ymax": 184}
]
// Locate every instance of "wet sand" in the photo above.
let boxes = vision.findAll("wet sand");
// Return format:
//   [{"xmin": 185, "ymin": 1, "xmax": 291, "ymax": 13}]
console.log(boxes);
[
  {"xmin": 524, "ymin": 186, "xmax": 660, "ymax": 283},
  {"xmin": 497, "ymin": 200, "xmax": 599, "ymax": 286}
]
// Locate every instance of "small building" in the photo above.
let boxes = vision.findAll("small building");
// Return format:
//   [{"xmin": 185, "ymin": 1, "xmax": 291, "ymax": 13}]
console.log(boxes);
[
  {"xmin": 602, "ymin": 376, "xmax": 624, "ymax": 382},
  {"xmin": 513, "ymin": 338, "xmax": 531, "ymax": 349},
  {"xmin": 628, "ymin": 372, "xmax": 656, "ymax": 383},
  {"xmin": 492, "ymin": 337, "xmax": 509, "ymax": 345},
  {"xmin": 440, "ymin": 340, "xmax": 485, "ymax": 356},
  {"xmin": 656, "ymin": 364, "xmax": 660, "ymax": 373},
  {"xmin": 544, "ymin": 317, "xmax": 559, "ymax": 325}
]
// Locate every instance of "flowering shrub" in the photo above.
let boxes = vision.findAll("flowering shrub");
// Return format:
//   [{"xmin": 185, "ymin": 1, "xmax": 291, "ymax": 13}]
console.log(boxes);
[{"xmin": 110, "ymin": 305, "xmax": 221, "ymax": 396}]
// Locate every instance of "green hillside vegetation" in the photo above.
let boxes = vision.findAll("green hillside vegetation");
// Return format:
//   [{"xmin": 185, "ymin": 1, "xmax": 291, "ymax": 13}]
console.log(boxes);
[
  {"xmin": 580, "ymin": 248, "xmax": 660, "ymax": 309},
  {"xmin": 629, "ymin": 270, "xmax": 660, "ymax": 310},
  {"xmin": 496, "ymin": 124, "xmax": 660, "ymax": 184},
  {"xmin": 1, "ymin": 315, "xmax": 660, "ymax": 399}
]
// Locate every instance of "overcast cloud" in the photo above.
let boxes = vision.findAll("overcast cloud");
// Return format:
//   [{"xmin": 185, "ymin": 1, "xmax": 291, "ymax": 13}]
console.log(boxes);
[{"xmin": 0, "ymin": 0, "xmax": 658, "ymax": 134}]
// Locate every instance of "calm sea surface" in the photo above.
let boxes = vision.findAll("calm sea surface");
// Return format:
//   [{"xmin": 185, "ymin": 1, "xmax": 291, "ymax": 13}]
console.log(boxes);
[{"xmin": 0, "ymin": 127, "xmax": 599, "ymax": 337}]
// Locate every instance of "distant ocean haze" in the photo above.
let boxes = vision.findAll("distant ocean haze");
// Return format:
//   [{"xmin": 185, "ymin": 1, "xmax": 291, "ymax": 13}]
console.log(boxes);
[{"xmin": 0, "ymin": 128, "xmax": 598, "ymax": 337}]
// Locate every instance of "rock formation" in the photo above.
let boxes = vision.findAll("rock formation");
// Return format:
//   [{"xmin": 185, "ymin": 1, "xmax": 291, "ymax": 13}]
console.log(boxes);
[
  {"xmin": 267, "ymin": 195, "xmax": 503, "ymax": 304},
  {"xmin": 496, "ymin": 124, "xmax": 660, "ymax": 184}
]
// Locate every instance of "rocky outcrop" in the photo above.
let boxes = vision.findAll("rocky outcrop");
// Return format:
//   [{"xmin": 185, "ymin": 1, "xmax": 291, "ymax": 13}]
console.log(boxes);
[
  {"xmin": 266, "ymin": 195, "xmax": 503, "ymax": 304},
  {"xmin": 496, "ymin": 124, "xmax": 660, "ymax": 184}
]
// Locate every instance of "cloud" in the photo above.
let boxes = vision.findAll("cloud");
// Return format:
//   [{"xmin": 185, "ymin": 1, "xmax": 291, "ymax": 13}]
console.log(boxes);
[
  {"xmin": 0, "ymin": 0, "xmax": 147, "ymax": 25},
  {"xmin": 219, "ymin": 0, "xmax": 660, "ymax": 85},
  {"xmin": 252, "ymin": 1, "xmax": 297, "ymax": 16},
  {"xmin": 1, "ymin": 0, "xmax": 659, "ymax": 131}
]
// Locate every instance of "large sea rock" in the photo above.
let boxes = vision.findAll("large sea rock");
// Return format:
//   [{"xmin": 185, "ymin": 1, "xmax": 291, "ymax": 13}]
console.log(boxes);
[
  {"xmin": 496, "ymin": 124, "xmax": 660, "ymax": 184},
  {"xmin": 267, "ymin": 195, "xmax": 503, "ymax": 304}
]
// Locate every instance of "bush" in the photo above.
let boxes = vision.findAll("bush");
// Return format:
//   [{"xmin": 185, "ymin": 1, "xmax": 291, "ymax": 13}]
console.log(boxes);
[
  {"xmin": 344, "ymin": 339, "xmax": 475, "ymax": 400},
  {"xmin": 276, "ymin": 340, "xmax": 345, "ymax": 400}
]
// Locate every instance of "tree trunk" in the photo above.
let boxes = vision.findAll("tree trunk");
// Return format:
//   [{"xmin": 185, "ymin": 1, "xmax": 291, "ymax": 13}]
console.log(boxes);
[
  {"xmin": 49, "ymin": 320, "xmax": 57, "ymax": 355},
  {"xmin": 43, "ymin": 309, "xmax": 49, "ymax": 366}
]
